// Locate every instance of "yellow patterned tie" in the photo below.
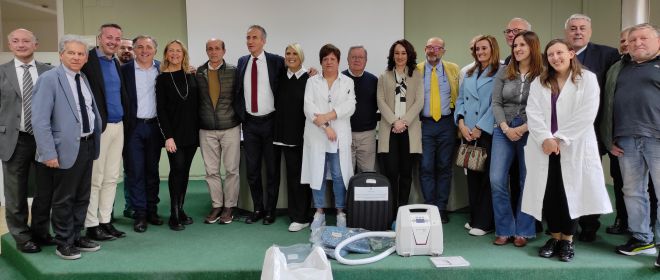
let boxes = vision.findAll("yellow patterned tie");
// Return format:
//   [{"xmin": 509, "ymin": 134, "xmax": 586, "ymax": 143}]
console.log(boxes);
[{"xmin": 430, "ymin": 66, "xmax": 441, "ymax": 121}]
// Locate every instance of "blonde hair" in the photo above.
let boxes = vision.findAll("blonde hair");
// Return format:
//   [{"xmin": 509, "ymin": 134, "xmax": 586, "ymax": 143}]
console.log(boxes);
[
  {"xmin": 286, "ymin": 43, "xmax": 305, "ymax": 64},
  {"xmin": 160, "ymin": 40, "xmax": 190, "ymax": 73}
]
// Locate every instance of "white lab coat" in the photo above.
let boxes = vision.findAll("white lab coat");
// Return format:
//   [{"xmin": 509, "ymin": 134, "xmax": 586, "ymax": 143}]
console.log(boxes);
[
  {"xmin": 301, "ymin": 73, "xmax": 356, "ymax": 190},
  {"xmin": 521, "ymin": 70, "xmax": 612, "ymax": 220}
]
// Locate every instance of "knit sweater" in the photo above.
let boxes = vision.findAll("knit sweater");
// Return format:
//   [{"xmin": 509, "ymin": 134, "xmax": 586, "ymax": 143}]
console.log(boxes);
[{"xmin": 342, "ymin": 70, "xmax": 379, "ymax": 132}]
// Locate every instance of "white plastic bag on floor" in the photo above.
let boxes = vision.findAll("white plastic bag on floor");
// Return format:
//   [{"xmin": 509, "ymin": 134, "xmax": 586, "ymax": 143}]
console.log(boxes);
[{"xmin": 261, "ymin": 244, "xmax": 333, "ymax": 280}]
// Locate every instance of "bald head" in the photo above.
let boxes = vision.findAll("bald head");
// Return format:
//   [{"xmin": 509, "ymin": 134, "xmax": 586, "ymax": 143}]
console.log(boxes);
[
  {"xmin": 7, "ymin": 28, "xmax": 38, "ymax": 63},
  {"xmin": 425, "ymin": 37, "xmax": 446, "ymax": 65},
  {"xmin": 206, "ymin": 38, "xmax": 226, "ymax": 67},
  {"xmin": 504, "ymin": 18, "xmax": 531, "ymax": 47}
]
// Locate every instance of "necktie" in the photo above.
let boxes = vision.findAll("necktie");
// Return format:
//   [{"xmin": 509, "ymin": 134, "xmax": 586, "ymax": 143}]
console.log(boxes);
[
  {"xmin": 21, "ymin": 64, "xmax": 34, "ymax": 134},
  {"xmin": 75, "ymin": 74, "xmax": 91, "ymax": 133},
  {"xmin": 430, "ymin": 66, "xmax": 441, "ymax": 121},
  {"xmin": 251, "ymin": 57, "xmax": 258, "ymax": 113}
]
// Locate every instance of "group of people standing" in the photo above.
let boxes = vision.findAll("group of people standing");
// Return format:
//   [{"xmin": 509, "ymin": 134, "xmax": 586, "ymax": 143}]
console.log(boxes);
[{"xmin": 0, "ymin": 13, "xmax": 658, "ymax": 269}]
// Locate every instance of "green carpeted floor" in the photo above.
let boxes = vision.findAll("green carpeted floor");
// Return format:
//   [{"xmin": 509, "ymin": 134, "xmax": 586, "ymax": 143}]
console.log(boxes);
[{"xmin": 1, "ymin": 181, "xmax": 659, "ymax": 279}]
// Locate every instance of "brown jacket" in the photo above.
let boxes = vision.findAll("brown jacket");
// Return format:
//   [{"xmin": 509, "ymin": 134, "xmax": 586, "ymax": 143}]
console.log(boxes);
[{"xmin": 376, "ymin": 69, "xmax": 424, "ymax": 154}]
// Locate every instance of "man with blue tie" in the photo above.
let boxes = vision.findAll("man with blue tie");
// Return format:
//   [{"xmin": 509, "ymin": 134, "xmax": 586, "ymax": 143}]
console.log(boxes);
[
  {"xmin": 0, "ymin": 28, "xmax": 53, "ymax": 253},
  {"xmin": 32, "ymin": 35, "xmax": 103, "ymax": 260},
  {"xmin": 564, "ymin": 13, "xmax": 620, "ymax": 242}
]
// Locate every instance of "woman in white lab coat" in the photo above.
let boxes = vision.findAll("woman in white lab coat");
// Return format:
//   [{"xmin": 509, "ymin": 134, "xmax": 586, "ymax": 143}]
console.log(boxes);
[
  {"xmin": 300, "ymin": 44, "xmax": 356, "ymax": 231},
  {"xmin": 521, "ymin": 39, "xmax": 611, "ymax": 262}
]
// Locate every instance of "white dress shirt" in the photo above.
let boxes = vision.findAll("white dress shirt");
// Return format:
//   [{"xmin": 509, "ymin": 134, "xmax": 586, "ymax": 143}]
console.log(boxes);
[
  {"xmin": 243, "ymin": 51, "xmax": 275, "ymax": 116},
  {"xmin": 63, "ymin": 66, "xmax": 95, "ymax": 136}
]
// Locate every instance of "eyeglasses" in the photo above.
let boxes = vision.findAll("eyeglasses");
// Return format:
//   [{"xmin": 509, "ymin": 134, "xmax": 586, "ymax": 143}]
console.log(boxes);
[
  {"xmin": 425, "ymin": 45, "xmax": 445, "ymax": 51},
  {"xmin": 503, "ymin": 28, "xmax": 525, "ymax": 35}
]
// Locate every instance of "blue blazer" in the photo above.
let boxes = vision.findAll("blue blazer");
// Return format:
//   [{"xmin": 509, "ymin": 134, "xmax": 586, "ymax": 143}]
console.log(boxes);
[
  {"xmin": 32, "ymin": 65, "xmax": 102, "ymax": 169},
  {"xmin": 232, "ymin": 51, "xmax": 285, "ymax": 122},
  {"xmin": 120, "ymin": 60, "xmax": 161, "ymax": 140},
  {"xmin": 454, "ymin": 66, "xmax": 499, "ymax": 135}
]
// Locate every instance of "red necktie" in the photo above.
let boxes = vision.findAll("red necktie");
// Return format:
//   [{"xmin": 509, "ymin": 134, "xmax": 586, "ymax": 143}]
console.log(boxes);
[{"xmin": 251, "ymin": 57, "xmax": 258, "ymax": 113}]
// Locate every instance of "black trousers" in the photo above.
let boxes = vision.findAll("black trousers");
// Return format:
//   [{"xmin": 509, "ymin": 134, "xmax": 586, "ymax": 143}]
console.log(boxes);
[
  {"xmin": 2, "ymin": 132, "xmax": 44, "ymax": 244},
  {"xmin": 124, "ymin": 121, "xmax": 162, "ymax": 216},
  {"xmin": 277, "ymin": 145, "xmax": 311, "ymax": 223},
  {"xmin": 466, "ymin": 133, "xmax": 494, "ymax": 231},
  {"xmin": 243, "ymin": 115, "xmax": 280, "ymax": 212},
  {"xmin": 544, "ymin": 154, "xmax": 578, "ymax": 236},
  {"xmin": 166, "ymin": 145, "xmax": 196, "ymax": 211},
  {"xmin": 384, "ymin": 131, "xmax": 415, "ymax": 213},
  {"xmin": 34, "ymin": 138, "xmax": 94, "ymax": 246}
]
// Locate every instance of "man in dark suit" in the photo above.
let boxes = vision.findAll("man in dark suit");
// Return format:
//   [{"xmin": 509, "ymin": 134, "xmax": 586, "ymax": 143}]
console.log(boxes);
[
  {"xmin": 32, "ymin": 35, "xmax": 103, "ymax": 260},
  {"xmin": 120, "ymin": 35, "xmax": 163, "ymax": 233},
  {"xmin": 233, "ymin": 25, "xmax": 285, "ymax": 225},
  {"xmin": 564, "ymin": 13, "xmax": 620, "ymax": 242},
  {"xmin": 81, "ymin": 23, "xmax": 131, "ymax": 241},
  {"xmin": 0, "ymin": 28, "xmax": 54, "ymax": 253}
]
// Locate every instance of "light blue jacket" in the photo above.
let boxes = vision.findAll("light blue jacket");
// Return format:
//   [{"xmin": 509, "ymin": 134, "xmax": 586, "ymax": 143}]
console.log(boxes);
[{"xmin": 454, "ymin": 66, "xmax": 500, "ymax": 135}]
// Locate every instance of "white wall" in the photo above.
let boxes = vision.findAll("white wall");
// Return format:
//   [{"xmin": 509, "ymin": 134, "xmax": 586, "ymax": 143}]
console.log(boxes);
[{"xmin": 186, "ymin": 0, "xmax": 404, "ymax": 75}]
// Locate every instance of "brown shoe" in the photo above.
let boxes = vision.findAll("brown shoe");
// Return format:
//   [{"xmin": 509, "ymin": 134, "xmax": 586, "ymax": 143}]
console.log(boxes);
[
  {"xmin": 218, "ymin": 207, "xmax": 233, "ymax": 224},
  {"xmin": 204, "ymin": 207, "xmax": 222, "ymax": 224},
  {"xmin": 513, "ymin": 237, "xmax": 528, "ymax": 247},
  {"xmin": 493, "ymin": 236, "xmax": 510, "ymax": 245}
]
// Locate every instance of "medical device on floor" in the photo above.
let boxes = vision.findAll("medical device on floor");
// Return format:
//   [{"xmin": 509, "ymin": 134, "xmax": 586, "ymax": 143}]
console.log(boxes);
[{"xmin": 334, "ymin": 204, "xmax": 443, "ymax": 265}]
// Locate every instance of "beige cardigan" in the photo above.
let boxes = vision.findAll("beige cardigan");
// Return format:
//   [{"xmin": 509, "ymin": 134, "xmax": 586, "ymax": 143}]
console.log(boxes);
[{"xmin": 376, "ymin": 69, "xmax": 424, "ymax": 154}]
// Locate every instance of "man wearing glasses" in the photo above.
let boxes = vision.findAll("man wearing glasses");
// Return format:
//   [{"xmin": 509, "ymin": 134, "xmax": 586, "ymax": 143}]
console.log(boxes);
[
  {"xmin": 416, "ymin": 37, "xmax": 460, "ymax": 223},
  {"xmin": 502, "ymin": 17, "xmax": 531, "ymax": 64}
]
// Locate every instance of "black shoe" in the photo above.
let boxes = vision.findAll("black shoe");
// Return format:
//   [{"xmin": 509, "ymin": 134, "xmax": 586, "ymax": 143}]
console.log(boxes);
[
  {"xmin": 168, "ymin": 216, "xmax": 185, "ymax": 231},
  {"xmin": 439, "ymin": 211, "xmax": 449, "ymax": 224},
  {"xmin": 18, "ymin": 241, "xmax": 41, "ymax": 253},
  {"xmin": 100, "ymin": 223, "xmax": 126, "ymax": 238},
  {"xmin": 606, "ymin": 218, "xmax": 629, "ymax": 235},
  {"xmin": 123, "ymin": 208, "xmax": 135, "ymax": 219},
  {"xmin": 33, "ymin": 234, "xmax": 57, "ymax": 246},
  {"xmin": 74, "ymin": 237, "xmax": 101, "ymax": 252},
  {"xmin": 246, "ymin": 210, "xmax": 263, "ymax": 224},
  {"xmin": 539, "ymin": 238, "xmax": 560, "ymax": 258},
  {"xmin": 56, "ymin": 245, "xmax": 81, "ymax": 260},
  {"xmin": 263, "ymin": 211, "xmax": 275, "ymax": 225},
  {"xmin": 179, "ymin": 210, "xmax": 193, "ymax": 225},
  {"xmin": 616, "ymin": 237, "xmax": 657, "ymax": 256},
  {"xmin": 134, "ymin": 217, "xmax": 148, "ymax": 233},
  {"xmin": 558, "ymin": 240, "xmax": 575, "ymax": 262},
  {"xmin": 86, "ymin": 226, "xmax": 116, "ymax": 241},
  {"xmin": 578, "ymin": 229, "xmax": 597, "ymax": 242},
  {"xmin": 147, "ymin": 213, "xmax": 164, "ymax": 226}
]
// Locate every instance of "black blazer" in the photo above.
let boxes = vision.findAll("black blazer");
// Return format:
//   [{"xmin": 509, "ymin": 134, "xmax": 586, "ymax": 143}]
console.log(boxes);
[
  {"xmin": 580, "ymin": 42, "xmax": 620, "ymax": 154},
  {"xmin": 232, "ymin": 51, "xmax": 285, "ymax": 122},
  {"xmin": 81, "ymin": 48, "xmax": 131, "ymax": 132},
  {"xmin": 120, "ymin": 60, "xmax": 161, "ymax": 141}
]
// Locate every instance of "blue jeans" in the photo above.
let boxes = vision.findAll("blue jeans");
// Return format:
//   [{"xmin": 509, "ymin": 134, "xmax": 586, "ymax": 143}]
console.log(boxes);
[
  {"xmin": 420, "ymin": 116, "xmax": 456, "ymax": 211},
  {"xmin": 618, "ymin": 136, "xmax": 660, "ymax": 244},
  {"xmin": 313, "ymin": 152, "xmax": 346, "ymax": 209},
  {"xmin": 489, "ymin": 117, "xmax": 535, "ymax": 238}
]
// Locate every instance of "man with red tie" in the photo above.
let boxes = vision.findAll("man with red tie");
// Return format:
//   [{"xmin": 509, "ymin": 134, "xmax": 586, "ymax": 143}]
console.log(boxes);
[{"xmin": 233, "ymin": 25, "xmax": 285, "ymax": 225}]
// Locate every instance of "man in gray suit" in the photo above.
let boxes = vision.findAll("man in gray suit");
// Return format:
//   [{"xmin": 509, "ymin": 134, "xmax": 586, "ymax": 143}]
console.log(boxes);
[
  {"xmin": 0, "ymin": 28, "xmax": 53, "ymax": 253},
  {"xmin": 32, "ymin": 35, "xmax": 103, "ymax": 260}
]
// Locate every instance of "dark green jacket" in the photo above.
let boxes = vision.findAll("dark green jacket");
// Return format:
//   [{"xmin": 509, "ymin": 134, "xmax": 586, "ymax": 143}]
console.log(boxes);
[
  {"xmin": 196, "ymin": 60, "xmax": 239, "ymax": 130},
  {"xmin": 599, "ymin": 55, "xmax": 625, "ymax": 152}
]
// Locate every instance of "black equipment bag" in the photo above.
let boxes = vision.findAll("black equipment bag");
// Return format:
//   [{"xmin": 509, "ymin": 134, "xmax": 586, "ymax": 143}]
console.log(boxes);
[{"xmin": 346, "ymin": 171, "xmax": 393, "ymax": 231}]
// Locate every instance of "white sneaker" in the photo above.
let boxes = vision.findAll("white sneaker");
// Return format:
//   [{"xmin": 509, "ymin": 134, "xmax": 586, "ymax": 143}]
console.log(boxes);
[
  {"xmin": 288, "ymin": 222, "xmax": 310, "ymax": 232},
  {"xmin": 469, "ymin": 228, "xmax": 491, "ymax": 236},
  {"xmin": 310, "ymin": 212, "xmax": 326, "ymax": 231},
  {"xmin": 464, "ymin": 223, "xmax": 472, "ymax": 230},
  {"xmin": 336, "ymin": 212, "xmax": 347, "ymax": 228}
]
